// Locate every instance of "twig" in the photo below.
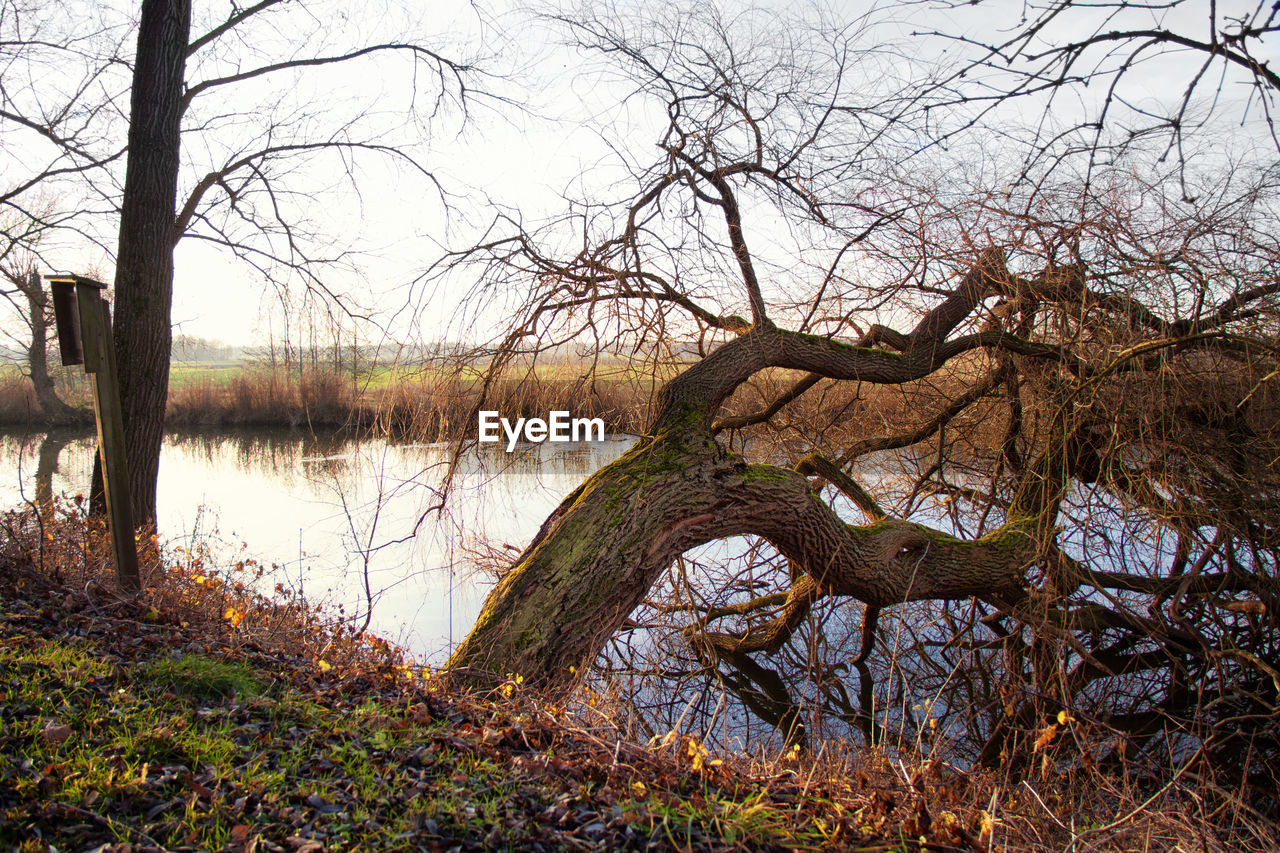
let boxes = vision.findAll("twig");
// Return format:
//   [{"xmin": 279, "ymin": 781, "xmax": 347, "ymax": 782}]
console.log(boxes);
[{"xmin": 59, "ymin": 803, "xmax": 171, "ymax": 851}]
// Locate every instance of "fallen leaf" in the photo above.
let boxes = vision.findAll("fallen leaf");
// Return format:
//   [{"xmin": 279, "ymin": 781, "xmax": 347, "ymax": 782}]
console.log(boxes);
[
  {"xmin": 978, "ymin": 810, "xmax": 995, "ymax": 841},
  {"xmin": 1032, "ymin": 723, "xmax": 1058, "ymax": 751},
  {"xmin": 41, "ymin": 723, "xmax": 72, "ymax": 745}
]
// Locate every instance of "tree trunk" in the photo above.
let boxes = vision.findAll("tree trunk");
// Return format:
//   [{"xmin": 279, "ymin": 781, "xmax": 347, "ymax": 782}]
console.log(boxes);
[
  {"xmin": 21, "ymin": 269, "xmax": 79, "ymax": 423},
  {"xmin": 96, "ymin": 0, "xmax": 190, "ymax": 525},
  {"xmin": 447, "ymin": 254, "xmax": 1053, "ymax": 694},
  {"xmin": 447, "ymin": 332, "xmax": 1036, "ymax": 693},
  {"xmin": 448, "ymin": 419, "xmax": 1032, "ymax": 692}
]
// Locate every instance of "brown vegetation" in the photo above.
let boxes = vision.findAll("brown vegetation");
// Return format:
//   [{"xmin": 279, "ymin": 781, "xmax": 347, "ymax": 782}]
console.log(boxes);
[
  {"xmin": 163, "ymin": 366, "xmax": 650, "ymax": 437},
  {"xmin": 0, "ymin": 369, "xmax": 92, "ymax": 425},
  {"xmin": 3, "ymin": 505, "xmax": 1276, "ymax": 851},
  {"xmin": 0, "ymin": 361, "xmax": 653, "ymax": 437},
  {"xmin": 0, "ymin": 372, "xmax": 40, "ymax": 420}
]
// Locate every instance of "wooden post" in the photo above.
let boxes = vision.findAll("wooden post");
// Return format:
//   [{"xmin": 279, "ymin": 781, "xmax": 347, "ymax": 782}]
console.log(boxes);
[{"xmin": 46, "ymin": 274, "xmax": 141, "ymax": 593}]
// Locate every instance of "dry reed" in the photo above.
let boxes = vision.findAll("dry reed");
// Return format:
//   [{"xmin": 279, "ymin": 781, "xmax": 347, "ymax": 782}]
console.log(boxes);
[{"xmin": 164, "ymin": 367, "xmax": 650, "ymax": 437}]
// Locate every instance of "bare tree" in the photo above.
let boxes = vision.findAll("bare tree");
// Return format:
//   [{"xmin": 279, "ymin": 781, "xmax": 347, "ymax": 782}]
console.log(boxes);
[
  {"xmin": 0, "ymin": 260, "xmax": 80, "ymax": 423},
  {"xmin": 442, "ymin": 2, "xmax": 1053, "ymax": 687},
  {"xmin": 0, "ymin": 199, "xmax": 93, "ymax": 423},
  {"xmin": 439, "ymin": 1, "xmax": 1278, "ymax": 809},
  {"xmin": 912, "ymin": 0, "xmax": 1280, "ymax": 190},
  {"xmin": 1, "ymin": 2, "xmax": 130, "ymax": 423},
  {"xmin": 0, "ymin": 0, "xmax": 130, "ymax": 219},
  {"xmin": 3, "ymin": 0, "xmax": 485, "ymax": 523},
  {"xmin": 103, "ymin": 0, "xmax": 486, "ymax": 524}
]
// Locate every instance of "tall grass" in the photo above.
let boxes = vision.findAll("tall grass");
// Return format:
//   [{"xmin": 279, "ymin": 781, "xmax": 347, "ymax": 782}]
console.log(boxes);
[
  {"xmin": 0, "ymin": 365, "xmax": 92, "ymax": 424},
  {"xmin": 168, "ymin": 367, "xmax": 359, "ymax": 428},
  {"xmin": 378, "ymin": 374, "xmax": 649, "ymax": 438},
  {"xmin": 0, "ymin": 373, "xmax": 39, "ymax": 420},
  {"xmin": 163, "ymin": 365, "xmax": 650, "ymax": 437},
  {"xmin": 3, "ymin": 353, "xmax": 1005, "ymax": 445}
]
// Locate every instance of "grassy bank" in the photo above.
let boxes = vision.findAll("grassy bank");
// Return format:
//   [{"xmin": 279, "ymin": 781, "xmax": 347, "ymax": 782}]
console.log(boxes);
[
  {"xmin": 2, "ymin": 507, "xmax": 1274, "ymax": 852},
  {"xmin": 0, "ymin": 362, "xmax": 653, "ymax": 438},
  {"xmin": 0, "ymin": 354, "xmax": 1011, "ymax": 449}
]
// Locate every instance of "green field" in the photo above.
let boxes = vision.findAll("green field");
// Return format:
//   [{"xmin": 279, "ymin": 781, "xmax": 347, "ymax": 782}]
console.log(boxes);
[{"xmin": 0, "ymin": 356, "xmax": 670, "ymax": 433}]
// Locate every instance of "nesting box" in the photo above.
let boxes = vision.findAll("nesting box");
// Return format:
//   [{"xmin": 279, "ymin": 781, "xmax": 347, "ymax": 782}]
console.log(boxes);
[{"xmin": 44, "ymin": 273, "xmax": 139, "ymax": 592}]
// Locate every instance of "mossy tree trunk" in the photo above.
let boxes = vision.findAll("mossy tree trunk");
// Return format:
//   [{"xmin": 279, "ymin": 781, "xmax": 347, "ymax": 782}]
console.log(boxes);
[{"xmin": 448, "ymin": 285, "xmax": 1049, "ymax": 692}]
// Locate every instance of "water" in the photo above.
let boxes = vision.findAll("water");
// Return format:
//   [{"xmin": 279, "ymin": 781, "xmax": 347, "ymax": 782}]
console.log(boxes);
[
  {"xmin": 1, "ymin": 426, "xmax": 1216, "ymax": 764},
  {"xmin": 0, "ymin": 428, "xmax": 635, "ymax": 662},
  {"xmin": 0, "ymin": 427, "xmax": 981, "ymax": 750}
]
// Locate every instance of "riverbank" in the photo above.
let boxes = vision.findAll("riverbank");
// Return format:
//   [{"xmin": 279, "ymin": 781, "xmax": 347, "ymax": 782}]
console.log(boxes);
[
  {"xmin": 2, "ymin": 353, "xmax": 1042, "ymax": 463},
  {"xmin": 0, "ymin": 357, "xmax": 1000, "ymax": 446},
  {"xmin": 2, "ymin": 508, "xmax": 1273, "ymax": 852},
  {"xmin": 0, "ymin": 363, "xmax": 653, "ymax": 438}
]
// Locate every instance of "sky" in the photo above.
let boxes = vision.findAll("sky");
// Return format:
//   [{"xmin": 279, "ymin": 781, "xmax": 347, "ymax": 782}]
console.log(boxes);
[{"xmin": 3, "ymin": 0, "xmax": 1276, "ymax": 351}]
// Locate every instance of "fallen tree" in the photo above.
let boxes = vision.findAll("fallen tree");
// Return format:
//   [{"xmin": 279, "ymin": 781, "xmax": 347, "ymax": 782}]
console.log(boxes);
[
  {"xmin": 438, "ymin": 1, "xmax": 1279, "ymax": 813},
  {"xmin": 447, "ymin": 249, "xmax": 1051, "ymax": 690}
]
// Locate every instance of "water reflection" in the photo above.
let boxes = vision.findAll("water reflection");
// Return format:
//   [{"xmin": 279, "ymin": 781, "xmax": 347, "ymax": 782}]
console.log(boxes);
[
  {"xmin": 0, "ymin": 428, "xmax": 634, "ymax": 662},
  {"xmin": 34, "ymin": 431, "xmax": 76, "ymax": 512},
  {"xmin": 0, "ymin": 429, "xmax": 95, "ymax": 509},
  {"xmin": 0, "ymin": 430, "xmax": 1136, "ymax": 767}
]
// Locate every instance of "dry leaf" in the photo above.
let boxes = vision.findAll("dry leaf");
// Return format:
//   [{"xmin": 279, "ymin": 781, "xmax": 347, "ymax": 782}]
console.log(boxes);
[
  {"xmin": 1032, "ymin": 723, "xmax": 1059, "ymax": 752},
  {"xmin": 41, "ymin": 723, "xmax": 72, "ymax": 744}
]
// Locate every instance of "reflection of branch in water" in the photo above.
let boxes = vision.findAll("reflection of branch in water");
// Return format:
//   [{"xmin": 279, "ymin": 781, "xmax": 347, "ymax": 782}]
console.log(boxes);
[
  {"xmin": 690, "ymin": 635, "xmax": 808, "ymax": 751},
  {"xmin": 693, "ymin": 574, "xmax": 882, "ymax": 664}
]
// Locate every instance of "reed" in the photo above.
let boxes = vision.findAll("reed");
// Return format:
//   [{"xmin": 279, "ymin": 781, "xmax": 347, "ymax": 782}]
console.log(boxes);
[
  {"xmin": 162, "ymin": 364, "xmax": 651, "ymax": 437},
  {"xmin": 0, "ymin": 373, "xmax": 39, "ymax": 421},
  {"xmin": 371, "ymin": 373, "xmax": 650, "ymax": 438},
  {"xmin": 0, "ymin": 366, "xmax": 92, "ymax": 424}
]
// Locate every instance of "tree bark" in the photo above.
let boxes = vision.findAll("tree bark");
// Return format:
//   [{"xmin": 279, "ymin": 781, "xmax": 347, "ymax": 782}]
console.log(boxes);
[
  {"xmin": 20, "ymin": 269, "xmax": 79, "ymax": 423},
  {"xmin": 447, "ymin": 412, "xmax": 1033, "ymax": 692},
  {"xmin": 96, "ymin": 0, "xmax": 190, "ymax": 525},
  {"xmin": 447, "ymin": 312, "xmax": 1042, "ymax": 693}
]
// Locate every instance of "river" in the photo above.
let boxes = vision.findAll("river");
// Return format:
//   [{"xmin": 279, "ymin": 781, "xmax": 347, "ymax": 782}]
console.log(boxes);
[
  {"xmin": 0, "ymin": 428, "xmax": 635, "ymax": 664},
  {"xmin": 0, "ymin": 427, "xmax": 1034, "ymax": 756}
]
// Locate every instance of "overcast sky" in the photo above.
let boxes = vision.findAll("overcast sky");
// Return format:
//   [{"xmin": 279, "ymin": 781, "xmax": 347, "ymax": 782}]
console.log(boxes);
[{"xmin": 3, "ymin": 0, "xmax": 1274, "ymax": 350}]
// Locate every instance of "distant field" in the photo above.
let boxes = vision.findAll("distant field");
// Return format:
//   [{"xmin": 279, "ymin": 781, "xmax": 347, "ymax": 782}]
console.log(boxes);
[
  {"xmin": 168, "ymin": 361, "xmax": 245, "ymax": 388},
  {"xmin": 0, "ymin": 356, "xmax": 677, "ymax": 434}
]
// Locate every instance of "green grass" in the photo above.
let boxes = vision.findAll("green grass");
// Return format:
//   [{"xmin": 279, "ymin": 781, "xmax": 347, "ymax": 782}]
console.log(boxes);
[
  {"xmin": 0, "ymin": 628, "xmax": 834, "ymax": 851},
  {"xmin": 0, "ymin": 634, "xmax": 490, "ymax": 848},
  {"xmin": 167, "ymin": 361, "xmax": 245, "ymax": 388},
  {"xmin": 137, "ymin": 655, "xmax": 264, "ymax": 701}
]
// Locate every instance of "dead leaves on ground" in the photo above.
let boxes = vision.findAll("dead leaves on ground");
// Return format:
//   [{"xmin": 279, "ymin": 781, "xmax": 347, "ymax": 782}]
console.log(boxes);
[{"xmin": 2, "ymin": 548, "xmax": 1003, "ymax": 852}]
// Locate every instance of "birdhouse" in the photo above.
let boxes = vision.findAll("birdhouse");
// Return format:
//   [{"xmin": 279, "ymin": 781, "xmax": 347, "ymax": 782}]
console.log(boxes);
[
  {"xmin": 46, "ymin": 274, "xmax": 108, "ymax": 370},
  {"xmin": 43, "ymin": 273, "xmax": 139, "ymax": 592}
]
